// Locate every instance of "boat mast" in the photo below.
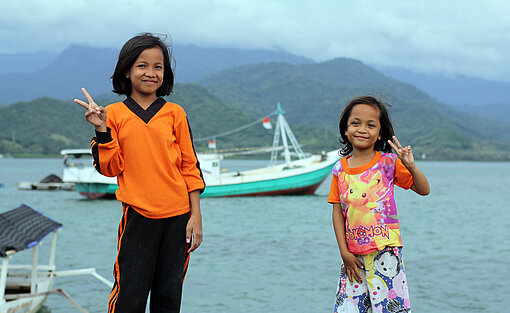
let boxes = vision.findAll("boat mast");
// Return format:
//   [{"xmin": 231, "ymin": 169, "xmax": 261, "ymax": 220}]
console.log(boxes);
[{"xmin": 270, "ymin": 103, "xmax": 305, "ymax": 167}]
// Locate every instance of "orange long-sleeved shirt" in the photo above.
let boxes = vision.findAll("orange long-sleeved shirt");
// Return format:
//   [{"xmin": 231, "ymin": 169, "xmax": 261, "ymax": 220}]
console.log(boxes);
[{"xmin": 91, "ymin": 97, "xmax": 205, "ymax": 219}]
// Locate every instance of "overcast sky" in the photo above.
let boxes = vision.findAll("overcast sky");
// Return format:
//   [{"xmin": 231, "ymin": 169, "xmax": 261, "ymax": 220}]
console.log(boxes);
[{"xmin": 1, "ymin": 0, "xmax": 509, "ymax": 82}]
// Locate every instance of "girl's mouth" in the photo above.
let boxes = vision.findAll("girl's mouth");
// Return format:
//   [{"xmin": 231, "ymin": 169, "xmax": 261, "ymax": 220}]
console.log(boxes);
[{"xmin": 354, "ymin": 136, "xmax": 369, "ymax": 140}]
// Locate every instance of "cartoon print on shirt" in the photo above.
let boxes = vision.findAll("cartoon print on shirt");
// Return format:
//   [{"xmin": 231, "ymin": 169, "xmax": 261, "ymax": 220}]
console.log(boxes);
[{"xmin": 340, "ymin": 172, "xmax": 383, "ymax": 229}]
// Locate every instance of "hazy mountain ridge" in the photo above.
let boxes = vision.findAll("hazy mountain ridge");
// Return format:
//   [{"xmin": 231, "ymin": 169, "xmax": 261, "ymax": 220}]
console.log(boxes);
[
  {"xmin": 0, "ymin": 44, "xmax": 312, "ymax": 105},
  {"xmin": 0, "ymin": 51, "xmax": 58, "ymax": 74},
  {"xmin": 1, "ymin": 45, "xmax": 509, "ymax": 160},
  {"xmin": 376, "ymin": 65, "xmax": 510, "ymax": 105}
]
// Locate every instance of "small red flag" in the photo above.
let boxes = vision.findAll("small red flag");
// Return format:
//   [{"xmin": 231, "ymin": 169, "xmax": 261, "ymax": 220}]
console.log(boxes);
[{"xmin": 262, "ymin": 117, "xmax": 272, "ymax": 129}]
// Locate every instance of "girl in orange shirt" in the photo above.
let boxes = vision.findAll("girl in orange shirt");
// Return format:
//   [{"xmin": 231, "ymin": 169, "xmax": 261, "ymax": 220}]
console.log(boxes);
[{"xmin": 75, "ymin": 33, "xmax": 205, "ymax": 313}]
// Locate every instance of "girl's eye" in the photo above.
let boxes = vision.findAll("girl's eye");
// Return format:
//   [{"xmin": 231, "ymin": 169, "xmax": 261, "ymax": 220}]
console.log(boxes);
[
  {"xmin": 137, "ymin": 64, "xmax": 146, "ymax": 68},
  {"xmin": 369, "ymin": 124, "xmax": 375, "ymax": 128},
  {"xmin": 350, "ymin": 122, "xmax": 359, "ymax": 126}
]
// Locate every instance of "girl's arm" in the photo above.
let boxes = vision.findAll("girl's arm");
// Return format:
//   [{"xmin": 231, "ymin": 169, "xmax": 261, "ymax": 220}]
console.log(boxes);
[
  {"xmin": 388, "ymin": 136, "xmax": 430, "ymax": 196},
  {"xmin": 332, "ymin": 203, "xmax": 364, "ymax": 283},
  {"xmin": 406, "ymin": 163, "xmax": 429, "ymax": 195},
  {"xmin": 75, "ymin": 88, "xmax": 124, "ymax": 177},
  {"xmin": 174, "ymin": 108, "xmax": 205, "ymax": 192},
  {"xmin": 186, "ymin": 190, "xmax": 203, "ymax": 252}
]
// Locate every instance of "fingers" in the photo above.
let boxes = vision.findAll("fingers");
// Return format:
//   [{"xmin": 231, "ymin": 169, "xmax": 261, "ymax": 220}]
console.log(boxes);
[
  {"xmin": 387, "ymin": 139, "xmax": 398, "ymax": 152},
  {"xmin": 388, "ymin": 136, "xmax": 411, "ymax": 157},
  {"xmin": 392, "ymin": 136, "xmax": 403, "ymax": 149},
  {"xmin": 81, "ymin": 88, "xmax": 95, "ymax": 105},
  {"xmin": 185, "ymin": 225, "xmax": 192, "ymax": 246},
  {"xmin": 347, "ymin": 268, "xmax": 353, "ymax": 283},
  {"xmin": 189, "ymin": 231, "xmax": 202, "ymax": 252},
  {"xmin": 74, "ymin": 99, "xmax": 90, "ymax": 109},
  {"xmin": 355, "ymin": 258, "xmax": 364, "ymax": 270},
  {"xmin": 346, "ymin": 266, "xmax": 363, "ymax": 284},
  {"xmin": 186, "ymin": 223, "xmax": 203, "ymax": 252},
  {"xmin": 84, "ymin": 106, "xmax": 103, "ymax": 117},
  {"xmin": 75, "ymin": 88, "xmax": 97, "ymax": 110},
  {"xmin": 353, "ymin": 268, "xmax": 362, "ymax": 284}
]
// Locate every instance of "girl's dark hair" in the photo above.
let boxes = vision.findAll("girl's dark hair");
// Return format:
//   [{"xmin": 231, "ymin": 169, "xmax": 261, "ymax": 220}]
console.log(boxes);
[
  {"xmin": 112, "ymin": 33, "xmax": 174, "ymax": 97},
  {"xmin": 338, "ymin": 95, "xmax": 395, "ymax": 156}
]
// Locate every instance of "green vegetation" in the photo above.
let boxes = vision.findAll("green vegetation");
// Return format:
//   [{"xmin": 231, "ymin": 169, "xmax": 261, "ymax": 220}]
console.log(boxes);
[
  {"xmin": 198, "ymin": 59, "xmax": 510, "ymax": 161},
  {"xmin": 0, "ymin": 84, "xmax": 337, "ymax": 157},
  {"xmin": 1, "ymin": 59, "xmax": 509, "ymax": 160}
]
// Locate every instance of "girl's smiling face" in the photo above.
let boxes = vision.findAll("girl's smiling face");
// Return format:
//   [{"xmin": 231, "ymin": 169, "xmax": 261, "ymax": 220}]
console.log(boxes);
[
  {"xmin": 345, "ymin": 104, "xmax": 381, "ymax": 152},
  {"xmin": 126, "ymin": 46, "xmax": 164, "ymax": 101}
]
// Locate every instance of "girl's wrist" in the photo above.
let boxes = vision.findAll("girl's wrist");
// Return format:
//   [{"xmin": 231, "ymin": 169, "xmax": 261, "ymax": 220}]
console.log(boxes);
[
  {"xmin": 340, "ymin": 248, "xmax": 352, "ymax": 258},
  {"xmin": 190, "ymin": 209, "xmax": 201, "ymax": 217},
  {"xmin": 95, "ymin": 124, "xmax": 107, "ymax": 132},
  {"xmin": 404, "ymin": 161, "xmax": 417, "ymax": 171}
]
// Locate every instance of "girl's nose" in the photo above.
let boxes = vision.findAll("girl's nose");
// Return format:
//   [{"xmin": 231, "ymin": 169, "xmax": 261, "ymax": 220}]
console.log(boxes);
[{"xmin": 145, "ymin": 68, "xmax": 156, "ymax": 77}]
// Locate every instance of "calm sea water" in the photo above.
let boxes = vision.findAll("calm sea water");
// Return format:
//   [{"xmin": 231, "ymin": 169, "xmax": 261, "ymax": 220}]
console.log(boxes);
[{"xmin": 0, "ymin": 158, "xmax": 509, "ymax": 313}]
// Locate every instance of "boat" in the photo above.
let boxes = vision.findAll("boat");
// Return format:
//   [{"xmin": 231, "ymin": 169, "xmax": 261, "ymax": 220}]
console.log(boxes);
[
  {"xmin": 1, "ymin": 204, "xmax": 112, "ymax": 313},
  {"xmin": 61, "ymin": 103, "xmax": 340, "ymax": 199},
  {"xmin": 17, "ymin": 174, "xmax": 75, "ymax": 191}
]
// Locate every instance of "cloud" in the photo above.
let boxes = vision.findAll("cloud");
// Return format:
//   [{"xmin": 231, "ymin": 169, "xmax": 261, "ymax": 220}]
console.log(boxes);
[{"xmin": 1, "ymin": 0, "xmax": 509, "ymax": 81}]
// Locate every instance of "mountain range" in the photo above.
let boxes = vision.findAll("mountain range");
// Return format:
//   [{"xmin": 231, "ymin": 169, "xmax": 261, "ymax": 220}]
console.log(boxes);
[
  {"xmin": 197, "ymin": 58, "xmax": 510, "ymax": 160},
  {"xmin": 374, "ymin": 66, "xmax": 510, "ymax": 106},
  {"xmin": 0, "ymin": 44, "xmax": 311, "ymax": 105},
  {"xmin": 0, "ymin": 44, "xmax": 509, "ymax": 160}
]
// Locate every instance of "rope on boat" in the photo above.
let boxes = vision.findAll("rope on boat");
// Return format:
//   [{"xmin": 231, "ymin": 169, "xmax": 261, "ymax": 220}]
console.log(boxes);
[
  {"xmin": 194, "ymin": 110, "xmax": 278, "ymax": 142},
  {"xmin": 4, "ymin": 288, "xmax": 88, "ymax": 313}
]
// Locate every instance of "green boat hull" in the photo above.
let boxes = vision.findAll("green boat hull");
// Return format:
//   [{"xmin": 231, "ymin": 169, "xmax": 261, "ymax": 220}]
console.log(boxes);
[
  {"xmin": 75, "ymin": 162, "xmax": 334, "ymax": 199},
  {"xmin": 201, "ymin": 162, "xmax": 334, "ymax": 197}
]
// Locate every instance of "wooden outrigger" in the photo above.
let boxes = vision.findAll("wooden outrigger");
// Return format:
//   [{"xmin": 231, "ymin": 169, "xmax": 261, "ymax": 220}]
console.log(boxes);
[{"xmin": 0, "ymin": 204, "xmax": 112, "ymax": 313}]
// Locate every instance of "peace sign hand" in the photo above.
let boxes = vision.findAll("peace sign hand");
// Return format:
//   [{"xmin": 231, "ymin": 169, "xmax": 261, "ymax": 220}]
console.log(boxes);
[
  {"xmin": 74, "ymin": 88, "xmax": 107, "ymax": 131},
  {"xmin": 388, "ymin": 136, "xmax": 415, "ymax": 167}
]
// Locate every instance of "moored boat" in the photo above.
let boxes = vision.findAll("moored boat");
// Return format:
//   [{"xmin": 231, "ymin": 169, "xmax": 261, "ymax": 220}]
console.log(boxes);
[
  {"xmin": 0, "ymin": 204, "xmax": 62, "ymax": 313},
  {"xmin": 61, "ymin": 103, "xmax": 340, "ymax": 199},
  {"xmin": 1, "ymin": 205, "xmax": 113, "ymax": 313},
  {"xmin": 17, "ymin": 174, "xmax": 75, "ymax": 191}
]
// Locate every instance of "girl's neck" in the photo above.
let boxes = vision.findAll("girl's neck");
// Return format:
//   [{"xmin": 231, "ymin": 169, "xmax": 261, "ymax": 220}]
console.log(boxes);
[
  {"xmin": 130, "ymin": 93, "xmax": 158, "ymax": 110},
  {"xmin": 348, "ymin": 149, "xmax": 376, "ymax": 168}
]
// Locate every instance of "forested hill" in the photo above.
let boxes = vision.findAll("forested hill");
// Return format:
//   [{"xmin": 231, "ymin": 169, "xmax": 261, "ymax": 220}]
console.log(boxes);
[
  {"xmin": 198, "ymin": 58, "xmax": 510, "ymax": 161},
  {"xmin": 0, "ymin": 84, "xmax": 337, "ymax": 156},
  {"xmin": 1, "ymin": 56, "xmax": 509, "ymax": 160}
]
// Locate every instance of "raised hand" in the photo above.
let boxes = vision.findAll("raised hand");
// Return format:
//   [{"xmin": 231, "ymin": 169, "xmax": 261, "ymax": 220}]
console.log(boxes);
[
  {"xmin": 74, "ymin": 88, "xmax": 107, "ymax": 131},
  {"xmin": 388, "ymin": 136, "xmax": 414, "ymax": 167}
]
